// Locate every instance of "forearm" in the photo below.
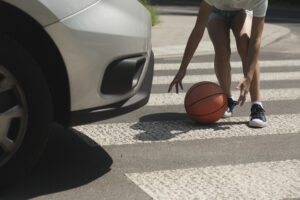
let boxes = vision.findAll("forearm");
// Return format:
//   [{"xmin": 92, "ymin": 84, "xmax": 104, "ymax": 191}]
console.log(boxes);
[
  {"xmin": 179, "ymin": 28, "xmax": 205, "ymax": 71},
  {"xmin": 178, "ymin": 1, "xmax": 212, "ymax": 72}
]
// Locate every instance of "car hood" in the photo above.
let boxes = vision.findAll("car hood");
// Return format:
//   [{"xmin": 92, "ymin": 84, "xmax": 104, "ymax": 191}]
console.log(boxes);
[{"xmin": 2, "ymin": 0, "xmax": 100, "ymax": 26}]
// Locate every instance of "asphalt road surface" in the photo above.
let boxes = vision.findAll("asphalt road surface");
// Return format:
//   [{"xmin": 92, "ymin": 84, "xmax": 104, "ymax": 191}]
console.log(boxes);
[{"xmin": 1, "ymin": 10, "xmax": 300, "ymax": 200}]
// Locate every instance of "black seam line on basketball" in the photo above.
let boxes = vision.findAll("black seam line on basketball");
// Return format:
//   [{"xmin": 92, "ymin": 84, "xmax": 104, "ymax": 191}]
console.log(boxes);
[
  {"xmin": 185, "ymin": 92, "xmax": 226, "ymax": 109},
  {"xmin": 185, "ymin": 82, "xmax": 222, "ymax": 107},
  {"xmin": 188, "ymin": 101, "xmax": 227, "ymax": 117},
  {"xmin": 188, "ymin": 82, "xmax": 213, "ymax": 96}
]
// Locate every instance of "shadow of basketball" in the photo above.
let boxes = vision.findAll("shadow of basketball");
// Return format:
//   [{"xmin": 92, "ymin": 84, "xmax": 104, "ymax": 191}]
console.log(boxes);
[{"xmin": 131, "ymin": 113, "xmax": 248, "ymax": 142}]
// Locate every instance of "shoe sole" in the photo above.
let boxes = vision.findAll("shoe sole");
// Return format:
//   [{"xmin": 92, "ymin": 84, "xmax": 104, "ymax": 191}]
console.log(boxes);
[
  {"xmin": 249, "ymin": 120, "xmax": 267, "ymax": 128},
  {"xmin": 222, "ymin": 111, "xmax": 232, "ymax": 118}
]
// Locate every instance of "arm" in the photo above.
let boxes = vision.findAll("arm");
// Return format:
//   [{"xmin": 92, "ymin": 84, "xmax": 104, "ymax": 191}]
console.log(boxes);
[
  {"xmin": 237, "ymin": 16, "xmax": 265, "ymax": 105},
  {"xmin": 178, "ymin": 1, "xmax": 212, "ymax": 73},
  {"xmin": 168, "ymin": 1, "xmax": 212, "ymax": 93}
]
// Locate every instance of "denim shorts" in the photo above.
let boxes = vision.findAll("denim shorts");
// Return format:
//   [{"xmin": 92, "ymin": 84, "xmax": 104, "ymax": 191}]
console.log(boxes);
[{"xmin": 208, "ymin": 7, "xmax": 253, "ymax": 25}]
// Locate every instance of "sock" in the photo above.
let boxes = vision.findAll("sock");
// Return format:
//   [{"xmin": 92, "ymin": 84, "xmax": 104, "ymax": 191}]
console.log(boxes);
[{"xmin": 252, "ymin": 101, "xmax": 263, "ymax": 108}]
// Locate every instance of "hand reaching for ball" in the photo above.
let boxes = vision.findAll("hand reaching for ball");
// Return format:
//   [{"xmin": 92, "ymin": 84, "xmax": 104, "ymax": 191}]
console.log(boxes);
[
  {"xmin": 236, "ymin": 76, "xmax": 252, "ymax": 106},
  {"xmin": 168, "ymin": 68, "xmax": 186, "ymax": 93}
]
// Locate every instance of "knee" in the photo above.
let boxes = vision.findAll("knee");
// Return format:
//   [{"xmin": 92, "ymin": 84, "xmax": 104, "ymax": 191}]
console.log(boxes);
[{"xmin": 215, "ymin": 45, "xmax": 231, "ymax": 61}]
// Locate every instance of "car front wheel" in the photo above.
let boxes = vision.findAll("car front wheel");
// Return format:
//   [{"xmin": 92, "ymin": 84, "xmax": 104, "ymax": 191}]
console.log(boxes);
[{"xmin": 0, "ymin": 33, "xmax": 52, "ymax": 185}]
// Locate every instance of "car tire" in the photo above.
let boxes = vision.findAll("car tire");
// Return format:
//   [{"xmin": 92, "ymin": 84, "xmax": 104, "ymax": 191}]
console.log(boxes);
[{"xmin": 0, "ymin": 33, "xmax": 52, "ymax": 186}]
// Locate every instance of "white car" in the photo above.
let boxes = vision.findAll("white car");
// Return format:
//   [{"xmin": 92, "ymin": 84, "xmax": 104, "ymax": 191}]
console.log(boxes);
[{"xmin": 0, "ymin": 0, "xmax": 154, "ymax": 184}]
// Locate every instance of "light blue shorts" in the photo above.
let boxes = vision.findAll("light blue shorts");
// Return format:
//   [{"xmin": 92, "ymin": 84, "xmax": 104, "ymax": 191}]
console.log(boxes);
[{"xmin": 208, "ymin": 7, "xmax": 253, "ymax": 25}]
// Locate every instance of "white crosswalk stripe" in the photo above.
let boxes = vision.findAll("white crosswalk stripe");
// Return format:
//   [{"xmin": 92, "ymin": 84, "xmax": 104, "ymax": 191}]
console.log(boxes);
[
  {"xmin": 155, "ymin": 59, "xmax": 300, "ymax": 70},
  {"xmin": 75, "ymin": 58, "xmax": 300, "ymax": 199},
  {"xmin": 126, "ymin": 160, "xmax": 300, "ymax": 200},
  {"xmin": 74, "ymin": 114, "xmax": 300, "ymax": 146},
  {"xmin": 148, "ymin": 88, "xmax": 300, "ymax": 106},
  {"xmin": 153, "ymin": 71, "xmax": 300, "ymax": 84}
]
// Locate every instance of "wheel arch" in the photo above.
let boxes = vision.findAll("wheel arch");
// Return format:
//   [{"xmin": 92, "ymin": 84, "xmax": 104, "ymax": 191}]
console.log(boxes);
[{"xmin": 0, "ymin": 1, "xmax": 71, "ymax": 126}]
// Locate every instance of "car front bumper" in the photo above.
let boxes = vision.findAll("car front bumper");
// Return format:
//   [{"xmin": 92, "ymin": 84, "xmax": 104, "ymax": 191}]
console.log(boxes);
[
  {"xmin": 44, "ymin": 0, "xmax": 153, "ymax": 115},
  {"xmin": 70, "ymin": 51, "xmax": 154, "ymax": 126}
]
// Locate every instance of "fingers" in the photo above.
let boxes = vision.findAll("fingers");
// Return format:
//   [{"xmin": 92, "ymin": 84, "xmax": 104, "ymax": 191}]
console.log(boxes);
[
  {"xmin": 241, "ymin": 97, "xmax": 246, "ymax": 106},
  {"xmin": 168, "ymin": 69, "xmax": 186, "ymax": 93},
  {"xmin": 168, "ymin": 79, "xmax": 184, "ymax": 93},
  {"xmin": 168, "ymin": 82, "xmax": 181, "ymax": 94},
  {"xmin": 236, "ymin": 81, "xmax": 242, "ymax": 89},
  {"xmin": 238, "ymin": 94, "xmax": 246, "ymax": 106},
  {"xmin": 236, "ymin": 78, "xmax": 245, "ymax": 90},
  {"xmin": 238, "ymin": 87, "xmax": 248, "ymax": 106},
  {"xmin": 179, "ymin": 81, "xmax": 183, "ymax": 90},
  {"xmin": 168, "ymin": 82, "xmax": 175, "ymax": 93},
  {"xmin": 236, "ymin": 78, "xmax": 247, "ymax": 106}
]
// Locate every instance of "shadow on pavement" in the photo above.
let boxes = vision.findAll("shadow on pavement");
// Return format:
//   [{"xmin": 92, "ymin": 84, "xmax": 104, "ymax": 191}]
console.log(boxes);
[
  {"xmin": 266, "ymin": 8, "xmax": 300, "ymax": 24},
  {"xmin": 133, "ymin": 113, "xmax": 247, "ymax": 141},
  {"xmin": 0, "ymin": 124, "xmax": 112, "ymax": 199},
  {"xmin": 139, "ymin": 112, "xmax": 189, "ymax": 122}
]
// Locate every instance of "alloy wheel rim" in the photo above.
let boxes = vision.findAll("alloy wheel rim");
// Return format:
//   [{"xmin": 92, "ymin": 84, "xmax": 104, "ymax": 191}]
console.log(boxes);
[{"xmin": 0, "ymin": 65, "xmax": 28, "ymax": 167}]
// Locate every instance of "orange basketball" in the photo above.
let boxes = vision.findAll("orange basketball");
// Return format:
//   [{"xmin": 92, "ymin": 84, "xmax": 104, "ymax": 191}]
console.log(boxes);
[{"xmin": 184, "ymin": 81, "xmax": 228, "ymax": 124}]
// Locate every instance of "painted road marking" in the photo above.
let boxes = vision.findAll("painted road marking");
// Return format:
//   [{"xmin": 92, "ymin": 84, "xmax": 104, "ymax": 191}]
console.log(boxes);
[
  {"xmin": 147, "ymin": 88, "xmax": 300, "ymax": 106},
  {"xmin": 152, "ymin": 71, "xmax": 300, "ymax": 84},
  {"xmin": 74, "ymin": 114, "xmax": 300, "ymax": 146},
  {"xmin": 126, "ymin": 160, "xmax": 300, "ymax": 200},
  {"xmin": 155, "ymin": 60, "xmax": 300, "ymax": 70}
]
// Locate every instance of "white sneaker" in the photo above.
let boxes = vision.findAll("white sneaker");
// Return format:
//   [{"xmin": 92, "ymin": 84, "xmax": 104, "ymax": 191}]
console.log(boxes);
[
  {"xmin": 223, "ymin": 98, "xmax": 238, "ymax": 118},
  {"xmin": 249, "ymin": 104, "xmax": 267, "ymax": 128}
]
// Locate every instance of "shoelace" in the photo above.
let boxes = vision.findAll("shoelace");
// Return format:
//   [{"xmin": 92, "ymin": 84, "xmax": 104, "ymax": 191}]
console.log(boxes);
[{"xmin": 251, "ymin": 106, "xmax": 265, "ymax": 118}]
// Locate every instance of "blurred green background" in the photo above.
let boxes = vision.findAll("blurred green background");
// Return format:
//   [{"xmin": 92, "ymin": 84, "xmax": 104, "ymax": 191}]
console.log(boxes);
[{"xmin": 140, "ymin": 0, "xmax": 159, "ymax": 26}]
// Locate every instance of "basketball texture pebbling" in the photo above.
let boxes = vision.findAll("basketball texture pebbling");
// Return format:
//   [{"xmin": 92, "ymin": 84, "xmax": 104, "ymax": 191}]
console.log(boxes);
[{"xmin": 184, "ymin": 81, "xmax": 228, "ymax": 124}]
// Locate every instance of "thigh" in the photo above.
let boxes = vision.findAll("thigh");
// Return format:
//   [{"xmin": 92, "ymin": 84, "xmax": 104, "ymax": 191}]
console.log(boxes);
[
  {"xmin": 207, "ymin": 19, "xmax": 231, "ymax": 53},
  {"xmin": 230, "ymin": 13, "xmax": 252, "ymax": 50}
]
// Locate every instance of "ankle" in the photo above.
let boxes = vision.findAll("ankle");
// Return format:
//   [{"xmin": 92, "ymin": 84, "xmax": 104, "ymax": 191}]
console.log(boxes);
[{"xmin": 251, "ymin": 101, "xmax": 263, "ymax": 108}]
